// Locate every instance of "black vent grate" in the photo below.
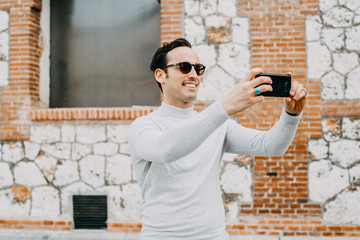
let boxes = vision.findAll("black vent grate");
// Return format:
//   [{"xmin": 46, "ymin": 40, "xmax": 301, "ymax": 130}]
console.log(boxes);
[{"xmin": 73, "ymin": 195, "xmax": 108, "ymax": 229}]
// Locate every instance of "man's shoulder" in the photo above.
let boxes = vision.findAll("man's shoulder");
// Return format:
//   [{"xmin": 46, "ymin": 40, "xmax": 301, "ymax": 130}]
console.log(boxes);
[{"xmin": 129, "ymin": 109, "xmax": 161, "ymax": 130}]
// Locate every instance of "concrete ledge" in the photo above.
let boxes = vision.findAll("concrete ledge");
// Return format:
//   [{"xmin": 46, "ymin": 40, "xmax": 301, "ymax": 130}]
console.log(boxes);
[
  {"xmin": 0, "ymin": 230, "xmax": 359, "ymax": 240},
  {"xmin": 0, "ymin": 229, "xmax": 139, "ymax": 240}
]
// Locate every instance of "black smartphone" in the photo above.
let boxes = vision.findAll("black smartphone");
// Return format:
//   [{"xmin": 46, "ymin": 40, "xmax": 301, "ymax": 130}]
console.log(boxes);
[{"xmin": 255, "ymin": 73, "xmax": 292, "ymax": 97}]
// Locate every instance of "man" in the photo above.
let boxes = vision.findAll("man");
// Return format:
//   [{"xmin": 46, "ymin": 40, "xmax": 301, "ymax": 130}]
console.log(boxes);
[{"xmin": 128, "ymin": 38, "xmax": 307, "ymax": 240}]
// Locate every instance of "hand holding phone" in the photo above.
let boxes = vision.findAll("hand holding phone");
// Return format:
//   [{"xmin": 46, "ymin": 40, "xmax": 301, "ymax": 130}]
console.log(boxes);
[{"xmin": 255, "ymin": 73, "xmax": 291, "ymax": 97}]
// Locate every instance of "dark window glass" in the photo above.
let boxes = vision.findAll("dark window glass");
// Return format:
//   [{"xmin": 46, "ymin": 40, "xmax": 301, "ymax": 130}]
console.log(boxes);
[{"xmin": 50, "ymin": 0, "xmax": 161, "ymax": 107}]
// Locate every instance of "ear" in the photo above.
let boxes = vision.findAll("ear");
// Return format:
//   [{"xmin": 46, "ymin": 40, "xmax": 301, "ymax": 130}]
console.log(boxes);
[{"xmin": 155, "ymin": 68, "xmax": 166, "ymax": 86}]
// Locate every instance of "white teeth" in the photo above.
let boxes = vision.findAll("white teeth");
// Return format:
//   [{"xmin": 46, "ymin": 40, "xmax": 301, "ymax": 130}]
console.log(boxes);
[{"xmin": 184, "ymin": 84, "xmax": 196, "ymax": 88}]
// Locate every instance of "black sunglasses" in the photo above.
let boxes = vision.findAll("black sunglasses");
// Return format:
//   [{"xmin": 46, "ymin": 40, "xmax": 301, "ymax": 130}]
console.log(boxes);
[{"xmin": 161, "ymin": 62, "xmax": 206, "ymax": 76}]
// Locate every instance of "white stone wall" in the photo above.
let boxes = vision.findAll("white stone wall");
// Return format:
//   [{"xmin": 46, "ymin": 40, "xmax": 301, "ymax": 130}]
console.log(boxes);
[
  {"xmin": 0, "ymin": 9, "xmax": 9, "ymax": 86},
  {"xmin": 184, "ymin": 0, "xmax": 251, "ymax": 102},
  {"xmin": 306, "ymin": 0, "xmax": 360, "ymax": 100},
  {"xmin": 0, "ymin": 123, "xmax": 252, "ymax": 223},
  {"xmin": 307, "ymin": 0, "xmax": 360, "ymax": 225},
  {"xmin": 0, "ymin": 124, "xmax": 143, "ymax": 222}
]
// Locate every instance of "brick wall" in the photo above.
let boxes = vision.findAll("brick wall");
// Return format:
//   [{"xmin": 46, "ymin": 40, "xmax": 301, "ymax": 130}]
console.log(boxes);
[
  {"xmin": 236, "ymin": 0, "xmax": 321, "ymax": 218},
  {"xmin": 0, "ymin": 0, "xmax": 359, "ymax": 238},
  {"xmin": 0, "ymin": 0, "xmax": 42, "ymax": 141}
]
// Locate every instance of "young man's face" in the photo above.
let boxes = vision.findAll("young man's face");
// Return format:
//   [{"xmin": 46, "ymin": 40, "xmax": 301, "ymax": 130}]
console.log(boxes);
[{"xmin": 156, "ymin": 47, "xmax": 202, "ymax": 108}]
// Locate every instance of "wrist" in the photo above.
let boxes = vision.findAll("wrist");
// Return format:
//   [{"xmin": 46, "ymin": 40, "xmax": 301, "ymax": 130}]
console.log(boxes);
[{"xmin": 285, "ymin": 110, "xmax": 299, "ymax": 116}]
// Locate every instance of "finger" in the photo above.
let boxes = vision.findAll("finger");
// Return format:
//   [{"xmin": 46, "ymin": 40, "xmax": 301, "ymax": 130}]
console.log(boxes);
[
  {"xmin": 244, "ymin": 67, "xmax": 264, "ymax": 82},
  {"xmin": 285, "ymin": 72, "xmax": 292, "ymax": 76},
  {"xmin": 290, "ymin": 80, "xmax": 299, "ymax": 97},
  {"xmin": 251, "ymin": 76, "xmax": 272, "ymax": 88},
  {"xmin": 293, "ymin": 83, "xmax": 305, "ymax": 101},
  {"xmin": 253, "ymin": 84, "xmax": 273, "ymax": 95},
  {"xmin": 251, "ymin": 95, "xmax": 265, "ymax": 104}
]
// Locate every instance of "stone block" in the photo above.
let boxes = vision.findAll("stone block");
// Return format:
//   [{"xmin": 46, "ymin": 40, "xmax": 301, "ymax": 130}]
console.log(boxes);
[
  {"xmin": 42, "ymin": 143, "xmax": 71, "ymax": 159},
  {"xmin": 53, "ymin": 160, "xmax": 79, "ymax": 187},
  {"xmin": 0, "ymin": 10, "xmax": 9, "ymax": 32},
  {"xmin": 119, "ymin": 143, "xmax": 130, "ymax": 155},
  {"xmin": 218, "ymin": 0, "xmax": 236, "ymax": 17},
  {"xmin": 345, "ymin": 25, "xmax": 360, "ymax": 51},
  {"xmin": 35, "ymin": 152, "xmax": 57, "ymax": 183},
  {"xmin": 11, "ymin": 185, "xmax": 30, "ymax": 203},
  {"xmin": 24, "ymin": 141, "xmax": 41, "ymax": 160},
  {"xmin": 193, "ymin": 44, "xmax": 217, "ymax": 69},
  {"xmin": 344, "ymin": 0, "xmax": 360, "ymax": 11},
  {"xmin": 71, "ymin": 143, "xmax": 92, "ymax": 161},
  {"xmin": 93, "ymin": 142, "xmax": 118, "ymax": 156},
  {"xmin": 106, "ymin": 154, "xmax": 132, "ymax": 185},
  {"xmin": 323, "ymin": 6, "xmax": 354, "ymax": 28},
  {"xmin": 308, "ymin": 139, "xmax": 328, "ymax": 160},
  {"xmin": 61, "ymin": 124, "xmax": 75, "ymax": 142},
  {"xmin": 321, "ymin": 71, "xmax": 345, "ymax": 100},
  {"xmin": 0, "ymin": 31, "xmax": 9, "ymax": 61},
  {"xmin": 30, "ymin": 125, "xmax": 60, "ymax": 143},
  {"xmin": 322, "ymin": 118, "xmax": 341, "ymax": 142},
  {"xmin": 350, "ymin": 164, "xmax": 360, "ymax": 186},
  {"xmin": 206, "ymin": 15, "xmax": 231, "ymax": 43},
  {"xmin": 321, "ymin": 27, "xmax": 344, "ymax": 51},
  {"xmin": 333, "ymin": 52, "xmax": 358, "ymax": 75},
  {"xmin": 306, "ymin": 15, "xmax": 322, "ymax": 42},
  {"xmin": 309, "ymin": 160, "xmax": 349, "ymax": 202},
  {"xmin": 0, "ymin": 61, "xmax": 8, "ymax": 86},
  {"xmin": 76, "ymin": 125, "xmax": 106, "ymax": 144},
  {"xmin": 222, "ymin": 152, "xmax": 238, "ymax": 162},
  {"xmin": 343, "ymin": 117, "xmax": 360, "ymax": 140},
  {"xmin": 0, "ymin": 188, "xmax": 30, "ymax": 218},
  {"xmin": 318, "ymin": 0, "xmax": 337, "ymax": 13},
  {"xmin": 97, "ymin": 186, "xmax": 122, "ymax": 221},
  {"xmin": 184, "ymin": 0, "xmax": 199, "ymax": 17},
  {"xmin": 184, "ymin": 17, "xmax": 205, "ymax": 45},
  {"xmin": 220, "ymin": 163, "xmax": 252, "ymax": 202},
  {"xmin": 14, "ymin": 162, "xmax": 47, "ymax": 187},
  {"xmin": 197, "ymin": 66, "xmax": 235, "ymax": 101},
  {"xmin": 2, "ymin": 142, "xmax": 24, "ymax": 164},
  {"xmin": 60, "ymin": 182, "xmax": 93, "ymax": 218},
  {"xmin": 345, "ymin": 66, "xmax": 360, "ymax": 100},
  {"xmin": 110, "ymin": 183, "xmax": 142, "ymax": 222},
  {"xmin": 307, "ymin": 42, "xmax": 331, "ymax": 79},
  {"xmin": 225, "ymin": 201, "xmax": 239, "ymax": 224},
  {"xmin": 0, "ymin": 162, "xmax": 13, "ymax": 188},
  {"xmin": 80, "ymin": 155, "xmax": 105, "ymax": 188},
  {"xmin": 356, "ymin": 8, "xmax": 360, "ymax": 24},
  {"xmin": 330, "ymin": 139, "xmax": 360, "ymax": 168},
  {"xmin": 30, "ymin": 186, "xmax": 60, "ymax": 217},
  {"xmin": 323, "ymin": 187, "xmax": 360, "ymax": 224},
  {"xmin": 232, "ymin": 17, "xmax": 250, "ymax": 46},
  {"xmin": 199, "ymin": 0, "xmax": 217, "ymax": 17},
  {"xmin": 218, "ymin": 43, "xmax": 250, "ymax": 80},
  {"xmin": 107, "ymin": 124, "xmax": 130, "ymax": 144}
]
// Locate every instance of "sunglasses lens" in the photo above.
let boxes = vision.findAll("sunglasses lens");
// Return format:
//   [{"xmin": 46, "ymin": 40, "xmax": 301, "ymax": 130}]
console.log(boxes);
[
  {"xmin": 179, "ymin": 62, "xmax": 192, "ymax": 74},
  {"xmin": 195, "ymin": 64, "xmax": 205, "ymax": 76}
]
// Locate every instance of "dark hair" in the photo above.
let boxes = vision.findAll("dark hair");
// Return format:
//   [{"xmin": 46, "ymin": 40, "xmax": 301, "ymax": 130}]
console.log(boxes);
[{"xmin": 150, "ymin": 38, "xmax": 192, "ymax": 91}]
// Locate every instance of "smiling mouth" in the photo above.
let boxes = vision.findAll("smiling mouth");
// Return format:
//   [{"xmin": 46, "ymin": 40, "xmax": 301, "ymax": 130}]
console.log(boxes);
[{"xmin": 182, "ymin": 81, "xmax": 198, "ymax": 88}]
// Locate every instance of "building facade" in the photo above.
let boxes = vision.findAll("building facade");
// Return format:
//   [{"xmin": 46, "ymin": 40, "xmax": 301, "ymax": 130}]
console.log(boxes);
[{"xmin": 0, "ymin": 0, "xmax": 360, "ymax": 238}]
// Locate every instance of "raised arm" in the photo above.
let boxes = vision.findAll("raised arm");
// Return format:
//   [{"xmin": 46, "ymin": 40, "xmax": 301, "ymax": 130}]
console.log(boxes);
[
  {"xmin": 128, "ymin": 100, "xmax": 229, "ymax": 163},
  {"xmin": 224, "ymin": 109, "xmax": 301, "ymax": 156}
]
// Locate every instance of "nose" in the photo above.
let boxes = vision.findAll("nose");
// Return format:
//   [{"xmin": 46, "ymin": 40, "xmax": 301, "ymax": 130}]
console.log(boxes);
[{"xmin": 188, "ymin": 66, "xmax": 199, "ymax": 78}]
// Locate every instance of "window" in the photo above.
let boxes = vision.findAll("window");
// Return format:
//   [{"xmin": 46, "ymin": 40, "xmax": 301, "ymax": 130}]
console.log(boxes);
[{"xmin": 50, "ymin": 0, "xmax": 161, "ymax": 107}]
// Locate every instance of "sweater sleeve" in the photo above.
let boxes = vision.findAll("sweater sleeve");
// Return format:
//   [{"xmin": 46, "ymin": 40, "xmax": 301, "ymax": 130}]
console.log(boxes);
[
  {"xmin": 128, "ymin": 100, "xmax": 230, "ymax": 163},
  {"xmin": 224, "ymin": 109, "xmax": 301, "ymax": 156}
]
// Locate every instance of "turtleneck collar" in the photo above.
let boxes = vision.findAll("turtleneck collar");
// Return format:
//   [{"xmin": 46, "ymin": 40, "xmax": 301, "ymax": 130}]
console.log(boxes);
[{"xmin": 158, "ymin": 102, "xmax": 195, "ymax": 119}]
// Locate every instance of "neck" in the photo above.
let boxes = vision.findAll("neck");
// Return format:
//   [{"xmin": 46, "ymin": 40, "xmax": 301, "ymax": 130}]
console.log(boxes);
[{"xmin": 162, "ymin": 99, "xmax": 194, "ymax": 109}]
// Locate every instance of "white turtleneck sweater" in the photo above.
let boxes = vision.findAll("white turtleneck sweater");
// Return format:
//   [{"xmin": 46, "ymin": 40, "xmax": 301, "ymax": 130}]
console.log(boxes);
[{"xmin": 128, "ymin": 100, "xmax": 301, "ymax": 240}]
